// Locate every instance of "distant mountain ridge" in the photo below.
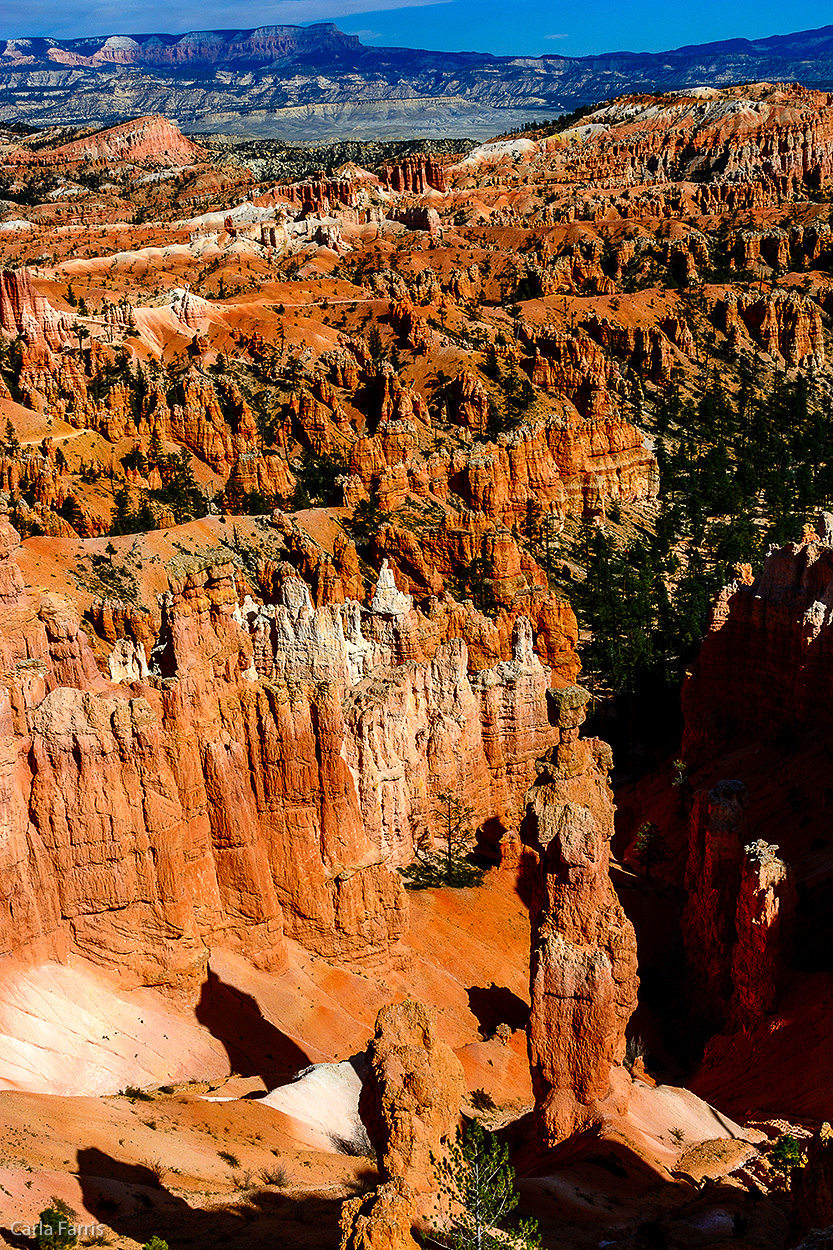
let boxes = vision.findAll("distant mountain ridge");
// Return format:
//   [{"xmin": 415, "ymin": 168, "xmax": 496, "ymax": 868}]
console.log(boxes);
[
  {"xmin": 2, "ymin": 21, "xmax": 833, "ymax": 139},
  {"xmin": 0, "ymin": 24, "xmax": 361, "ymax": 67}
]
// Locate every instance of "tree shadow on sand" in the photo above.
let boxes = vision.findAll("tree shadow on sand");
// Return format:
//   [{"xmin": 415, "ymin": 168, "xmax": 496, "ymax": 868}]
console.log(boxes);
[{"xmin": 76, "ymin": 1146, "xmax": 363, "ymax": 1250}]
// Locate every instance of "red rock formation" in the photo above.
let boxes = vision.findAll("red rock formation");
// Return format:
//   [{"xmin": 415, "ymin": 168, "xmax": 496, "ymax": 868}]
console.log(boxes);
[
  {"xmin": 712, "ymin": 290, "xmax": 824, "ymax": 366},
  {"xmin": 524, "ymin": 684, "xmax": 638, "ymax": 1145},
  {"xmin": 0, "ymin": 515, "xmax": 26, "ymax": 607},
  {"xmin": 445, "ymin": 410, "xmax": 656, "ymax": 523},
  {"xmin": 0, "ymin": 513, "xmax": 582, "ymax": 996},
  {"xmin": 358, "ymin": 999, "xmax": 465, "ymax": 1186},
  {"xmin": 731, "ymin": 838, "xmax": 796, "ymax": 1028},
  {"xmin": 389, "ymin": 206, "xmax": 441, "ymax": 238},
  {"xmin": 339, "ymin": 1178, "xmax": 420, "ymax": 1250},
  {"xmin": 0, "ymin": 540, "xmax": 413, "ymax": 984},
  {"xmin": 388, "ymin": 299, "xmax": 433, "ymax": 354},
  {"xmin": 582, "ymin": 313, "xmax": 690, "ymax": 381},
  {"xmin": 0, "ymin": 269, "xmax": 72, "ymax": 349},
  {"xmin": 224, "ymin": 450, "xmax": 295, "ymax": 504},
  {"xmin": 682, "ymin": 530, "xmax": 833, "ymax": 765},
  {"xmin": 12, "ymin": 114, "xmax": 205, "ymax": 167},
  {"xmin": 681, "ymin": 780, "xmax": 750, "ymax": 1025},
  {"xmin": 447, "ymin": 370, "xmax": 489, "ymax": 433},
  {"xmin": 682, "ymin": 782, "xmax": 796, "ymax": 1030},
  {"xmin": 87, "ymin": 597, "xmax": 157, "ymax": 652},
  {"xmin": 382, "ymin": 156, "xmax": 448, "ymax": 194},
  {"xmin": 522, "ymin": 84, "xmax": 833, "ymax": 199}
]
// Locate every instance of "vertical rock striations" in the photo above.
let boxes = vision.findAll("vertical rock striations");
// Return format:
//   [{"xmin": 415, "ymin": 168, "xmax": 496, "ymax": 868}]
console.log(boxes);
[
  {"xmin": 0, "ymin": 524, "xmax": 571, "ymax": 995},
  {"xmin": 682, "ymin": 781, "xmax": 795, "ymax": 1030},
  {"xmin": 681, "ymin": 780, "xmax": 750, "ymax": 1023},
  {"xmin": 731, "ymin": 838, "xmax": 797, "ymax": 1028},
  {"xmin": 682, "ymin": 522, "xmax": 833, "ymax": 767},
  {"xmin": 524, "ymin": 685, "xmax": 639, "ymax": 1145}
]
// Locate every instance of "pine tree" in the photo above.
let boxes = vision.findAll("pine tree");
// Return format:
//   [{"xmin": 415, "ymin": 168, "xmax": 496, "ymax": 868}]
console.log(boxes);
[
  {"xmin": 632, "ymin": 821, "xmax": 671, "ymax": 880},
  {"xmin": 400, "ymin": 791, "xmax": 484, "ymax": 890},
  {"xmin": 424, "ymin": 1120, "xmax": 541, "ymax": 1249},
  {"xmin": 5, "ymin": 418, "xmax": 20, "ymax": 456},
  {"xmin": 36, "ymin": 1196, "xmax": 78, "ymax": 1249}
]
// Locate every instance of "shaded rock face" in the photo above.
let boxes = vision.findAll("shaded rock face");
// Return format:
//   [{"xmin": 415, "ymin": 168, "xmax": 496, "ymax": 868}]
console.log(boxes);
[
  {"xmin": 713, "ymin": 289, "xmax": 824, "ymax": 367},
  {"xmin": 524, "ymin": 685, "xmax": 638, "ymax": 1145},
  {"xmin": 682, "ymin": 781, "xmax": 795, "ymax": 1031},
  {"xmin": 682, "ymin": 780, "xmax": 750, "ymax": 1022},
  {"xmin": 791, "ymin": 1123, "xmax": 833, "ymax": 1245},
  {"xmin": 731, "ymin": 838, "xmax": 797, "ymax": 1028},
  {"xmin": 682, "ymin": 526, "xmax": 833, "ymax": 766},
  {"xmin": 339, "ymin": 1178, "xmax": 419, "ymax": 1250},
  {"xmin": 358, "ymin": 999, "xmax": 465, "ymax": 1187}
]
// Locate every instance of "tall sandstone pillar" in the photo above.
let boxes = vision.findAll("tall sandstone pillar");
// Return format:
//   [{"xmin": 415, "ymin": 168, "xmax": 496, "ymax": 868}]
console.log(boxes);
[{"xmin": 524, "ymin": 685, "xmax": 639, "ymax": 1145}]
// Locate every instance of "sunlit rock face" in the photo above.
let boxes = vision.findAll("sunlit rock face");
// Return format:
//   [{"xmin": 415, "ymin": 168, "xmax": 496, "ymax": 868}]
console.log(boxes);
[{"xmin": 524, "ymin": 684, "xmax": 638, "ymax": 1145}]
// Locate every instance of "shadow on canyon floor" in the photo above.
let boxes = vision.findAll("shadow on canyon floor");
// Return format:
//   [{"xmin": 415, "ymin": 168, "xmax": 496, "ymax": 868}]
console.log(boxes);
[
  {"xmin": 76, "ymin": 1146, "xmax": 364, "ymax": 1249},
  {"xmin": 466, "ymin": 983, "xmax": 530, "ymax": 1035},
  {"xmin": 195, "ymin": 968, "xmax": 310, "ymax": 1086}
]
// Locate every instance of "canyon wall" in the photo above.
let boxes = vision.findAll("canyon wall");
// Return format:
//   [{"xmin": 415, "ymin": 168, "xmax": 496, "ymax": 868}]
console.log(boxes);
[
  {"xmin": 682, "ymin": 781, "xmax": 795, "ymax": 1031},
  {"xmin": 682, "ymin": 522, "xmax": 833, "ymax": 765},
  {"xmin": 0, "ymin": 514, "xmax": 569, "ymax": 993}
]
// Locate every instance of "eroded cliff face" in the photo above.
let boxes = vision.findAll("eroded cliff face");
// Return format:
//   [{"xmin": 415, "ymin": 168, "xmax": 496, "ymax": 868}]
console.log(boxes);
[
  {"xmin": 682, "ymin": 521, "xmax": 833, "ymax": 765},
  {"xmin": 0, "ymin": 512, "xmax": 572, "ymax": 992},
  {"xmin": 523, "ymin": 685, "xmax": 638, "ymax": 1145},
  {"xmin": 682, "ymin": 781, "xmax": 796, "ymax": 1031},
  {"xmin": 0, "ymin": 269, "xmax": 71, "ymax": 349}
]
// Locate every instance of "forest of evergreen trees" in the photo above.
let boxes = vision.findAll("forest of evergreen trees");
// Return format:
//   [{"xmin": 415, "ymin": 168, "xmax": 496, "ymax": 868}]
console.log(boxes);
[{"xmin": 571, "ymin": 362, "xmax": 831, "ymax": 706}]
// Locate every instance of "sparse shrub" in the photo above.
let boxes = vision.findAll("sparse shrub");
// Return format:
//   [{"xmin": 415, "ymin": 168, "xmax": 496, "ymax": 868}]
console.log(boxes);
[
  {"xmin": 669, "ymin": 1126, "xmax": 686, "ymax": 1146},
  {"xmin": 231, "ymin": 1170, "xmax": 255, "ymax": 1190},
  {"xmin": 120, "ymin": 1085, "xmax": 153, "ymax": 1102},
  {"xmin": 330, "ymin": 1124, "xmax": 373, "ymax": 1157},
  {"xmin": 36, "ymin": 1197, "xmax": 78, "ymax": 1249},
  {"xmin": 143, "ymin": 1158, "xmax": 166, "ymax": 1186},
  {"xmin": 218, "ymin": 1149, "xmax": 241, "ymax": 1169},
  {"xmin": 141, "ymin": 1239, "xmax": 169, "ymax": 1250},
  {"xmin": 633, "ymin": 821, "xmax": 671, "ymax": 880},
  {"xmin": 259, "ymin": 1164, "xmax": 289, "ymax": 1187}
]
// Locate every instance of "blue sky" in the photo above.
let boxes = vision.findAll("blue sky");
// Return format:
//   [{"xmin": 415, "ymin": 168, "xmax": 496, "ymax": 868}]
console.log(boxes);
[{"xmin": 4, "ymin": 0, "xmax": 833, "ymax": 57}]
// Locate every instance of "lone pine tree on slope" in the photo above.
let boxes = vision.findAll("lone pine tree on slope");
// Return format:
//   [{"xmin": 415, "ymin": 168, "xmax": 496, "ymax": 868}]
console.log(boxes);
[{"xmin": 423, "ymin": 1119, "xmax": 541, "ymax": 1249}]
